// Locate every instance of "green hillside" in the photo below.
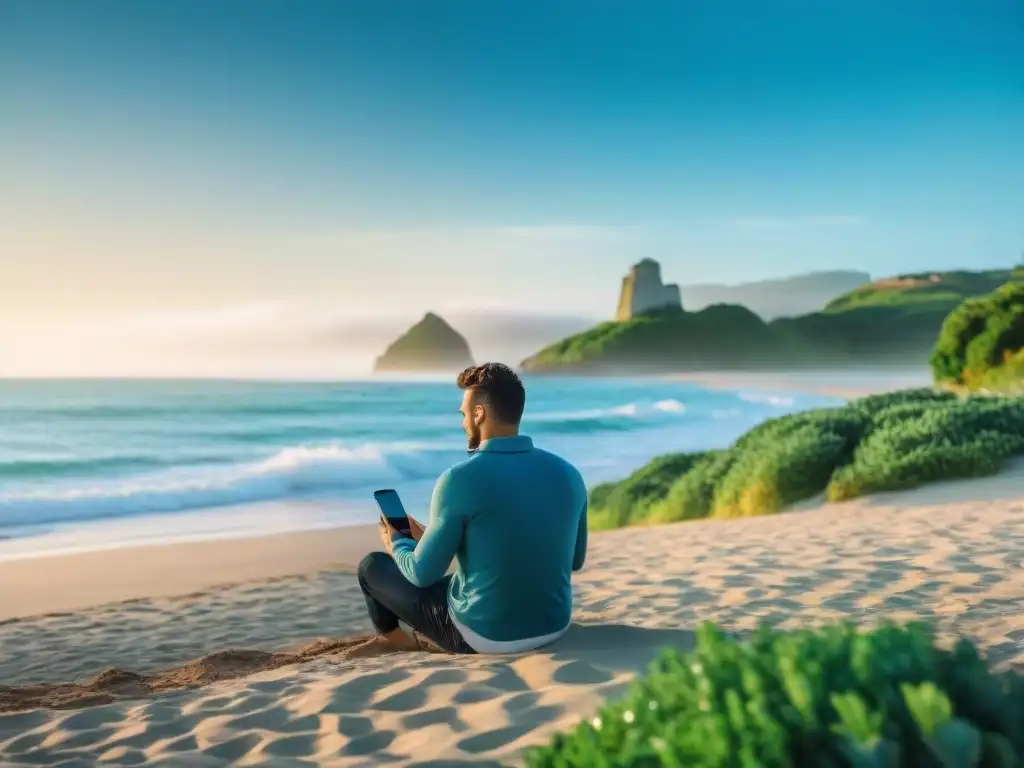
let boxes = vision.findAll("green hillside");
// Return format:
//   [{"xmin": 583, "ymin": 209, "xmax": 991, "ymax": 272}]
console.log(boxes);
[
  {"xmin": 521, "ymin": 304, "xmax": 827, "ymax": 374},
  {"xmin": 824, "ymin": 268, "xmax": 1016, "ymax": 313},
  {"xmin": 523, "ymin": 268, "xmax": 1024, "ymax": 373}
]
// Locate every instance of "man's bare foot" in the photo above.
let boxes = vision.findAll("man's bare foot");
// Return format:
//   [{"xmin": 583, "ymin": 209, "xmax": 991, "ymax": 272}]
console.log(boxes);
[{"xmin": 347, "ymin": 630, "xmax": 420, "ymax": 658}]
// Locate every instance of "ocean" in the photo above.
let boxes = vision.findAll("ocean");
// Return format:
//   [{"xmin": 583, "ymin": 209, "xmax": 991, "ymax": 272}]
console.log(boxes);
[{"xmin": 0, "ymin": 377, "xmax": 842, "ymax": 559}]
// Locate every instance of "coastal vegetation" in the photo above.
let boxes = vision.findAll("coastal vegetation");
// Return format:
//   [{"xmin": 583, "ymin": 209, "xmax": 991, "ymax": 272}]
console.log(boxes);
[
  {"xmin": 522, "ymin": 269, "xmax": 1022, "ymax": 373},
  {"xmin": 526, "ymin": 620, "xmax": 1024, "ymax": 767},
  {"xmin": 823, "ymin": 268, "xmax": 1016, "ymax": 314},
  {"xmin": 930, "ymin": 282, "xmax": 1024, "ymax": 393},
  {"xmin": 522, "ymin": 305, "xmax": 821, "ymax": 373},
  {"xmin": 587, "ymin": 388, "xmax": 1024, "ymax": 531}
]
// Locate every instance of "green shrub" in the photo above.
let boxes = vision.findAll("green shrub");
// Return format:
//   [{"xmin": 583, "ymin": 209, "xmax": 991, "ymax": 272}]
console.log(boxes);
[
  {"xmin": 525, "ymin": 621, "xmax": 1024, "ymax": 767},
  {"xmin": 827, "ymin": 399, "xmax": 1024, "ymax": 500},
  {"xmin": 932, "ymin": 282, "xmax": 1024, "ymax": 389},
  {"xmin": 649, "ymin": 450, "xmax": 735, "ymax": 523},
  {"xmin": 964, "ymin": 309, "xmax": 1024, "ymax": 375},
  {"xmin": 589, "ymin": 452, "xmax": 712, "ymax": 530},
  {"xmin": 712, "ymin": 425, "xmax": 852, "ymax": 517},
  {"xmin": 971, "ymin": 349, "xmax": 1024, "ymax": 394},
  {"xmin": 588, "ymin": 389, "xmax": 1024, "ymax": 530},
  {"xmin": 847, "ymin": 388, "xmax": 957, "ymax": 415}
]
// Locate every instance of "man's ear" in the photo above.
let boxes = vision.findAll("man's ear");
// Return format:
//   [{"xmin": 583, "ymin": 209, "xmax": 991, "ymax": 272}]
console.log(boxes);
[{"xmin": 473, "ymin": 403, "xmax": 486, "ymax": 425}]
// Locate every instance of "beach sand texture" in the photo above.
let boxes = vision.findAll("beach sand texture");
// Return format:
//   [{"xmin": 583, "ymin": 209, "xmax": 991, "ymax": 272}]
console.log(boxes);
[{"xmin": 1, "ymin": 471, "xmax": 1023, "ymax": 766}]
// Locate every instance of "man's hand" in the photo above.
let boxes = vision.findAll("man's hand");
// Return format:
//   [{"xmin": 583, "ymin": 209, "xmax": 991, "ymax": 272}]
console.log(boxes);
[
  {"xmin": 379, "ymin": 517, "xmax": 424, "ymax": 555},
  {"xmin": 378, "ymin": 520, "xmax": 396, "ymax": 555},
  {"xmin": 407, "ymin": 515, "xmax": 426, "ymax": 542}
]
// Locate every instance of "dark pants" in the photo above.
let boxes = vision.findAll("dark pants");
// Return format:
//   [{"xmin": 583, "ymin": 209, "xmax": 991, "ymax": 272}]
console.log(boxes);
[{"xmin": 357, "ymin": 551, "xmax": 475, "ymax": 654}]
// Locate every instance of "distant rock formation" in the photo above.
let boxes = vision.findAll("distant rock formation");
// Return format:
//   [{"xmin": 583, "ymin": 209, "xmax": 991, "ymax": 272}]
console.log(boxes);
[
  {"xmin": 373, "ymin": 312, "xmax": 474, "ymax": 373},
  {"xmin": 615, "ymin": 259, "xmax": 682, "ymax": 321}
]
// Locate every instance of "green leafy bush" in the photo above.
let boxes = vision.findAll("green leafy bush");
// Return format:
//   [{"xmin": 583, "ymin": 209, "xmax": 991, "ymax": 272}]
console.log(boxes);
[
  {"xmin": 828, "ymin": 398, "xmax": 1024, "ymax": 500},
  {"xmin": 648, "ymin": 450, "xmax": 735, "ymax": 523},
  {"xmin": 846, "ymin": 388, "xmax": 957, "ymax": 414},
  {"xmin": 588, "ymin": 389, "xmax": 1024, "ymax": 529},
  {"xmin": 589, "ymin": 452, "xmax": 713, "ymax": 530},
  {"xmin": 525, "ymin": 621, "xmax": 1024, "ymax": 767},
  {"xmin": 931, "ymin": 282, "xmax": 1024, "ymax": 390},
  {"xmin": 711, "ymin": 424, "xmax": 852, "ymax": 517}
]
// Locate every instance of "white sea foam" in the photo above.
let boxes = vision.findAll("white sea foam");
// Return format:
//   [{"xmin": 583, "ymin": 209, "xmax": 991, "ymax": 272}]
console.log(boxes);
[
  {"xmin": 654, "ymin": 399, "xmax": 686, "ymax": 413},
  {"xmin": 0, "ymin": 401, "xmax": 690, "ymax": 528},
  {"xmin": 737, "ymin": 391, "xmax": 796, "ymax": 407},
  {"xmin": 0, "ymin": 442, "xmax": 458, "ymax": 529},
  {"xmin": 531, "ymin": 399, "xmax": 685, "ymax": 423},
  {"xmin": 0, "ymin": 380, "xmax": 834, "ymax": 541}
]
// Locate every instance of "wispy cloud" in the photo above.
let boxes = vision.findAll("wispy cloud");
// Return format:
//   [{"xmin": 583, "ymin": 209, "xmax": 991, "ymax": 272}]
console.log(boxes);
[
  {"xmin": 291, "ymin": 223, "xmax": 633, "ymax": 250},
  {"xmin": 482, "ymin": 225, "xmax": 631, "ymax": 241},
  {"xmin": 727, "ymin": 215, "xmax": 864, "ymax": 231},
  {"xmin": 83, "ymin": 302, "xmax": 294, "ymax": 338}
]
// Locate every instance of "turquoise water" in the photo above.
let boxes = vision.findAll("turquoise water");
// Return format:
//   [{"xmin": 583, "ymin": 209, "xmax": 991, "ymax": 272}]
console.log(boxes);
[{"xmin": 0, "ymin": 378, "xmax": 840, "ymax": 548}]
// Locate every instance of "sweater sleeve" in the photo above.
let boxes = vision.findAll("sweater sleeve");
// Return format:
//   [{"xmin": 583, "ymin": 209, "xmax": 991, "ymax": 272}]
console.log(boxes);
[
  {"xmin": 391, "ymin": 469, "xmax": 464, "ymax": 587},
  {"xmin": 572, "ymin": 494, "xmax": 588, "ymax": 573}
]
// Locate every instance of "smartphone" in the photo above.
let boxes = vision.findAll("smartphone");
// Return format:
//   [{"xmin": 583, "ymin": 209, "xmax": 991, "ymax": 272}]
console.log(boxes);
[{"xmin": 373, "ymin": 488, "xmax": 412, "ymax": 538}]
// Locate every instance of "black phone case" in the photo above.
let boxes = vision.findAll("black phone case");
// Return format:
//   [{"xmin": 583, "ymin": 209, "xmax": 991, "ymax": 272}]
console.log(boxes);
[{"xmin": 381, "ymin": 513, "xmax": 412, "ymax": 536}]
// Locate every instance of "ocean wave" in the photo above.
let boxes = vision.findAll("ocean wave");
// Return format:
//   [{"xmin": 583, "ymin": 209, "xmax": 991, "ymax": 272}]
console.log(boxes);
[
  {"xmin": 737, "ymin": 392, "xmax": 795, "ymax": 407},
  {"xmin": 0, "ymin": 441, "xmax": 461, "ymax": 530},
  {"xmin": 654, "ymin": 399, "xmax": 686, "ymax": 413},
  {"xmin": 0, "ymin": 398, "xmax": 691, "ymax": 527},
  {"xmin": 0, "ymin": 454, "xmax": 229, "ymax": 480},
  {"xmin": 527, "ymin": 399, "xmax": 686, "ymax": 434},
  {"xmin": 0, "ymin": 400, "xmax": 390, "ymax": 421}
]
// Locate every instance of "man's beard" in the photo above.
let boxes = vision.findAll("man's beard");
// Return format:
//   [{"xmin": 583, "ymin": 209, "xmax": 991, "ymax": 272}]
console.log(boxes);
[{"xmin": 466, "ymin": 428, "xmax": 481, "ymax": 454}]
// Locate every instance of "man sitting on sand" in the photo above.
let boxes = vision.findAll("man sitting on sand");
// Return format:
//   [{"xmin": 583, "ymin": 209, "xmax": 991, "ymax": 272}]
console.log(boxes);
[{"xmin": 357, "ymin": 362, "xmax": 588, "ymax": 654}]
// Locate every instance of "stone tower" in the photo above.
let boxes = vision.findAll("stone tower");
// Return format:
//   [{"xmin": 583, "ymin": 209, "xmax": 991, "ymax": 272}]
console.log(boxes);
[{"xmin": 615, "ymin": 258, "xmax": 682, "ymax": 321}]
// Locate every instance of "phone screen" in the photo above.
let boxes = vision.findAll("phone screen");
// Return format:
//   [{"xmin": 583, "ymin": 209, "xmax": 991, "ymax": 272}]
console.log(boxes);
[{"xmin": 373, "ymin": 489, "xmax": 412, "ymax": 537}]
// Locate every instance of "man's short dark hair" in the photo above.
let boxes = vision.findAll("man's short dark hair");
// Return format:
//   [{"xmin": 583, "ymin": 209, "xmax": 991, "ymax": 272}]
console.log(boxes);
[{"xmin": 456, "ymin": 363, "xmax": 526, "ymax": 424}]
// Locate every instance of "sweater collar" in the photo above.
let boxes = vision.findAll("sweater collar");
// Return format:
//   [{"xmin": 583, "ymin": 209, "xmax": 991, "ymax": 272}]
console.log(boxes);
[{"xmin": 476, "ymin": 435, "xmax": 534, "ymax": 453}]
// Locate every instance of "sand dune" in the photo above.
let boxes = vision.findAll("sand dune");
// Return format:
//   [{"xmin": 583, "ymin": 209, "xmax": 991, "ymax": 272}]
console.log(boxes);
[{"xmin": 1, "ymin": 473, "xmax": 1023, "ymax": 765}]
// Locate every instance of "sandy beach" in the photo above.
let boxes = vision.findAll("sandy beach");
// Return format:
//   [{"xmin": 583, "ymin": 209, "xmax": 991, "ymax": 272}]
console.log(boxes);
[
  {"xmin": 2, "ymin": 466, "xmax": 1023, "ymax": 766},
  {"xmin": 660, "ymin": 368, "xmax": 935, "ymax": 399}
]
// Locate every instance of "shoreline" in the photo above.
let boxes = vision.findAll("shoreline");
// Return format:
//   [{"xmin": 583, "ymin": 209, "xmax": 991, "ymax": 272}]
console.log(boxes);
[
  {"xmin": 657, "ymin": 368, "xmax": 933, "ymax": 399},
  {"xmin": 4, "ymin": 454, "xmax": 1023, "ymax": 624},
  {"xmin": 0, "ymin": 523, "xmax": 382, "ymax": 621},
  {"xmin": 0, "ymin": 372, "xmax": 869, "ymax": 565},
  {"xmin": 0, "ymin": 497, "xmax": 384, "ymax": 566},
  {"xmin": 0, "ymin": 370, "xmax": 929, "ymax": 566}
]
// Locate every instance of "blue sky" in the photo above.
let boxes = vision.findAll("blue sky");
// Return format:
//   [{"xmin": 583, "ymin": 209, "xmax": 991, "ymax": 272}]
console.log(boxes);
[{"xmin": 1, "ymin": 0, "xmax": 1022, "ymax": 335}]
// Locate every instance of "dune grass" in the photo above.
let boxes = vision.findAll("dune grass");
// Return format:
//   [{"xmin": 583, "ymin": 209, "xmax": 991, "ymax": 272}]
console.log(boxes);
[{"xmin": 588, "ymin": 388, "xmax": 1024, "ymax": 531}]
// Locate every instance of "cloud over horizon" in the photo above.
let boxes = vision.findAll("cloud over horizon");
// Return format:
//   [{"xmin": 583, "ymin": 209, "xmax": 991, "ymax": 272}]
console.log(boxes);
[{"xmin": 0, "ymin": 302, "xmax": 599, "ymax": 378}]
